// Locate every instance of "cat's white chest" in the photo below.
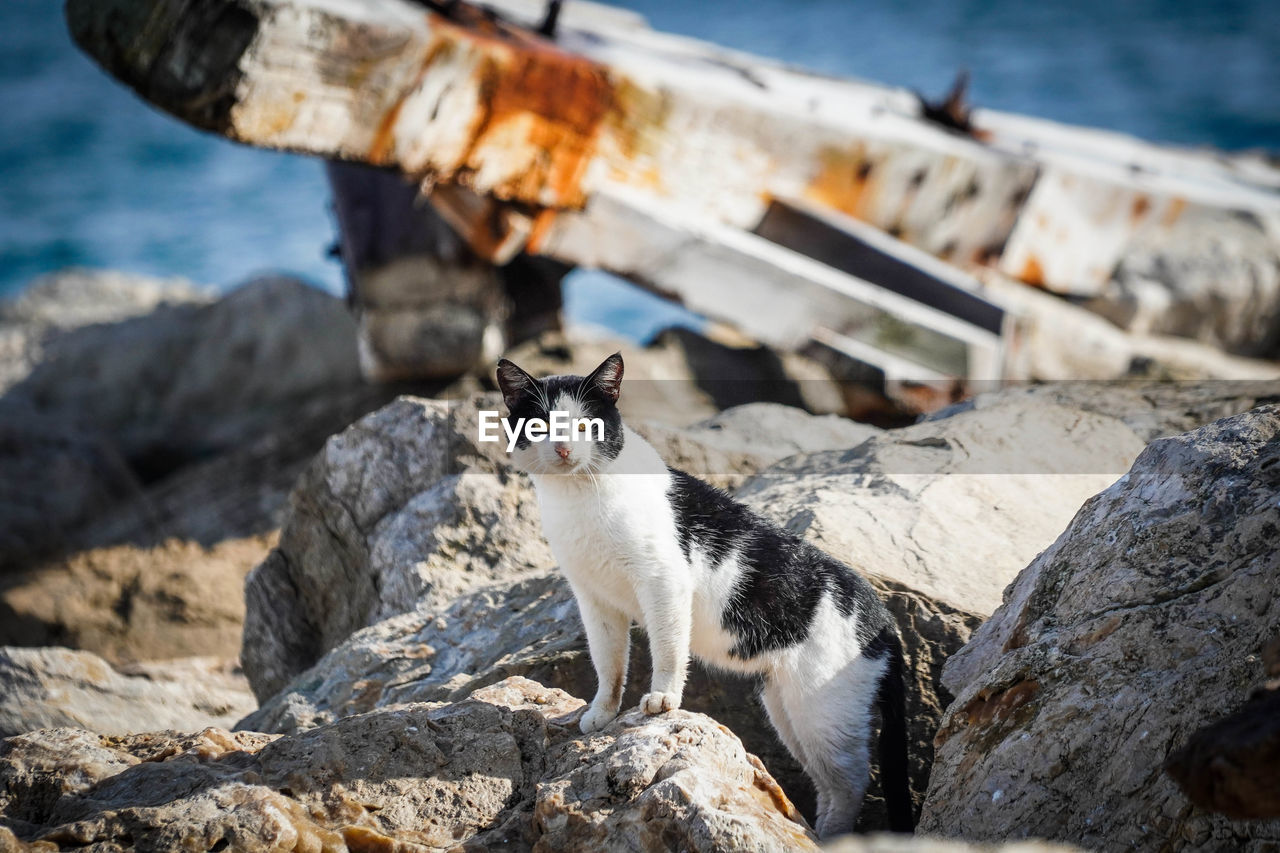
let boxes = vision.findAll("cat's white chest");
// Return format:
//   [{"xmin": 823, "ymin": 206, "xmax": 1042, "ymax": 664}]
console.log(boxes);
[{"xmin": 532, "ymin": 469, "xmax": 675, "ymax": 619}]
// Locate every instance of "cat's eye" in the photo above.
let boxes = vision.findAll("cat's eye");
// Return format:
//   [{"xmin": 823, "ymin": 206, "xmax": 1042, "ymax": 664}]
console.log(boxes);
[{"xmin": 576, "ymin": 421, "xmax": 587, "ymax": 431}]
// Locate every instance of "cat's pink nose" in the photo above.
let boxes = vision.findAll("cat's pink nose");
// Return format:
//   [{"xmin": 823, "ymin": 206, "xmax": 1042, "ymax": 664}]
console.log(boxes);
[{"xmin": 555, "ymin": 443, "xmax": 571, "ymax": 460}]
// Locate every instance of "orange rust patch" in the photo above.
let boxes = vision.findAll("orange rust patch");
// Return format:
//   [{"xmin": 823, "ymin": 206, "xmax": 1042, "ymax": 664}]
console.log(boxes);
[
  {"xmin": 343, "ymin": 825, "xmax": 401, "ymax": 853},
  {"xmin": 1162, "ymin": 197, "xmax": 1187, "ymax": 228},
  {"xmin": 369, "ymin": 39, "xmax": 458, "ymax": 167},
  {"xmin": 965, "ymin": 680, "xmax": 1040, "ymax": 727},
  {"xmin": 1130, "ymin": 194, "xmax": 1151, "ymax": 222},
  {"xmin": 370, "ymin": 98, "xmax": 407, "ymax": 165},
  {"xmin": 1066, "ymin": 614, "xmax": 1123, "ymax": 653},
  {"xmin": 936, "ymin": 679, "xmax": 1041, "ymax": 749},
  {"xmin": 1019, "ymin": 254, "xmax": 1046, "ymax": 287},
  {"xmin": 804, "ymin": 145, "xmax": 875, "ymax": 220},
  {"xmin": 526, "ymin": 207, "xmax": 560, "ymax": 254},
  {"xmin": 429, "ymin": 14, "xmax": 613, "ymax": 208},
  {"xmin": 604, "ymin": 77, "xmax": 672, "ymax": 164}
]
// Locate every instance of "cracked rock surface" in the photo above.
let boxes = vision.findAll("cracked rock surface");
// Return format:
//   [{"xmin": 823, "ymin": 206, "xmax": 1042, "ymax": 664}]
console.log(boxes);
[
  {"xmin": 0, "ymin": 648, "xmax": 255, "ymax": 738},
  {"xmin": 0, "ymin": 677, "xmax": 815, "ymax": 853},
  {"xmin": 921, "ymin": 405, "xmax": 1280, "ymax": 850},
  {"xmin": 240, "ymin": 394, "xmax": 553, "ymax": 703}
]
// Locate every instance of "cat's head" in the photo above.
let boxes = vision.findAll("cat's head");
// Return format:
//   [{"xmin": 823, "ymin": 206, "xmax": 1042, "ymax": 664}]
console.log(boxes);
[{"xmin": 495, "ymin": 352, "xmax": 625, "ymax": 476}]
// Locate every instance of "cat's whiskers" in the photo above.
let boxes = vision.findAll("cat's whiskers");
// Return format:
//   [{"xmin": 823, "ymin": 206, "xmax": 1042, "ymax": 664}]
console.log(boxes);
[{"xmin": 584, "ymin": 458, "xmax": 606, "ymax": 509}]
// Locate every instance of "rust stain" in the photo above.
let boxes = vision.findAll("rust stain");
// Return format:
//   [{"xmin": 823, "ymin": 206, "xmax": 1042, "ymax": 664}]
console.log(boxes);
[
  {"xmin": 1162, "ymin": 196, "xmax": 1187, "ymax": 228},
  {"xmin": 369, "ymin": 39, "xmax": 458, "ymax": 167},
  {"xmin": 971, "ymin": 242, "xmax": 1003, "ymax": 267},
  {"xmin": 1130, "ymin": 194, "xmax": 1151, "ymax": 223},
  {"xmin": 372, "ymin": 12, "xmax": 613, "ymax": 210},
  {"xmin": 431, "ymin": 14, "xmax": 613, "ymax": 209},
  {"xmin": 1066, "ymin": 614, "xmax": 1122, "ymax": 654},
  {"xmin": 605, "ymin": 76, "xmax": 672, "ymax": 164},
  {"xmin": 804, "ymin": 145, "xmax": 875, "ymax": 220},
  {"xmin": 369, "ymin": 97, "xmax": 406, "ymax": 165},
  {"xmin": 1019, "ymin": 254, "xmax": 1045, "ymax": 287},
  {"xmin": 526, "ymin": 207, "xmax": 560, "ymax": 254},
  {"xmin": 343, "ymin": 825, "xmax": 401, "ymax": 853},
  {"xmin": 936, "ymin": 679, "xmax": 1041, "ymax": 748}
]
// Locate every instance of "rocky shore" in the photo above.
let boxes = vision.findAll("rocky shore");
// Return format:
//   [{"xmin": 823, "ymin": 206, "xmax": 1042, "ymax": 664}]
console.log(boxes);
[{"xmin": 1, "ymin": 270, "xmax": 1279, "ymax": 851}]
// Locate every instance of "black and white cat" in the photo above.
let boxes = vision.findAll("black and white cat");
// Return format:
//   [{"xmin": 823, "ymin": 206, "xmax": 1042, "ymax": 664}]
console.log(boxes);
[{"xmin": 496, "ymin": 352, "xmax": 914, "ymax": 838}]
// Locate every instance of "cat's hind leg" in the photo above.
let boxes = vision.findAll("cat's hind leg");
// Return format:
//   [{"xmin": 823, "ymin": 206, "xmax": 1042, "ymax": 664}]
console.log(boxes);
[
  {"xmin": 761, "ymin": 679, "xmax": 829, "ymax": 831},
  {"xmin": 775, "ymin": 654, "xmax": 887, "ymax": 838}
]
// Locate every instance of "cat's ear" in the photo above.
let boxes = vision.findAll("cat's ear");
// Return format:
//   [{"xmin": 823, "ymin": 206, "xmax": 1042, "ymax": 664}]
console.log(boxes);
[
  {"xmin": 496, "ymin": 359, "xmax": 538, "ymax": 411},
  {"xmin": 584, "ymin": 352, "xmax": 624, "ymax": 403}
]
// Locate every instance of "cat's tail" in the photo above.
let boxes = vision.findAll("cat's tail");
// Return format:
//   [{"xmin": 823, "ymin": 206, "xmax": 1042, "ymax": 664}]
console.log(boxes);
[{"xmin": 876, "ymin": 629, "xmax": 916, "ymax": 833}]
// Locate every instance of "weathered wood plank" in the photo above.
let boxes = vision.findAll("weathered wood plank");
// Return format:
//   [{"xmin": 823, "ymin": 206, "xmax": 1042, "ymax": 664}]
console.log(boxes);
[
  {"xmin": 753, "ymin": 198, "xmax": 1006, "ymax": 336},
  {"xmin": 68, "ymin": 0, "xmax": 1280, "ymax": 382},
  {"xmin": 67, "ymin": 0, "xmax": 1280, "ymax": 300},
  {"xmin": 533, "ymin": 187, "xmax": 1008, "ymax": 381}
]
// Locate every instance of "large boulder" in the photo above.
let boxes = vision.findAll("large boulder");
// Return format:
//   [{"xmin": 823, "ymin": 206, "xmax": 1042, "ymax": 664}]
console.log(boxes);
[
  {"xmin": 236, "ymin": 395, "xmax": 886, "ymax": 823},
  {"xmin": 0, "ymin": 271, "xmax": 373, "ymax": 570},
  {"xmin": 3, "ymin": 273, "xmax": 362, "ymax": 475},
  {"xmin": 0, "ymin": 406, "xmax": 144, "ymax": 568},
  {"xmin": 240, "ymin": 395, "xmax": 552, "ymax": 702},
  {"xmin": 0, "ymin": 647, "xmax": 255, "ymax": 737},
  {"xmin": 920, "ymin": 406, "xmax": 1280, "ymax": 849},
  {"xmin": 0, "ymin": 268, "xmax": 213, "ymax": 394},
  {"xmin": 0, "ymin": 386, "xmax": 394, "ymax": 658},
  {"xmin": 0, "ymin": 537, "xmax": 271, "ymax": 664},
  {"xmin": 239, "ymin": 564, "xmax": 966, "ymax": 831},
  {"xmin": 738, "ymin": 397, "xmax": 1147, "ymax": 619},
  {"xmin": 1090, "ymin": 206, "xmax": 1280, "ymax": 358},
  {"xmin": 0, "ymin": 676, "xmax": 815, "ymax": 852},
  {"xmin": 734, "ymin": 398, "xmax": 1148, "ymax": 817}
]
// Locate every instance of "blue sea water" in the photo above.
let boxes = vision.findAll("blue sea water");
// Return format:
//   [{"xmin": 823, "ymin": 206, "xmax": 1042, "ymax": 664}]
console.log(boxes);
[{"xmin": 1, "ymin": 0, "xmax": 1277, "ymax": 339}]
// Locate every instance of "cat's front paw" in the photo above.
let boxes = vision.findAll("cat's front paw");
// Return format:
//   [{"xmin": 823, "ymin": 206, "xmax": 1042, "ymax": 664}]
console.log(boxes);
[
  {"xmin": 579, "ymin": 703, "xmax": 619, "ymax": 733},
  {"xmin": 639, "ymin": 691, "xmax": 681, "ymax": 715}
]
